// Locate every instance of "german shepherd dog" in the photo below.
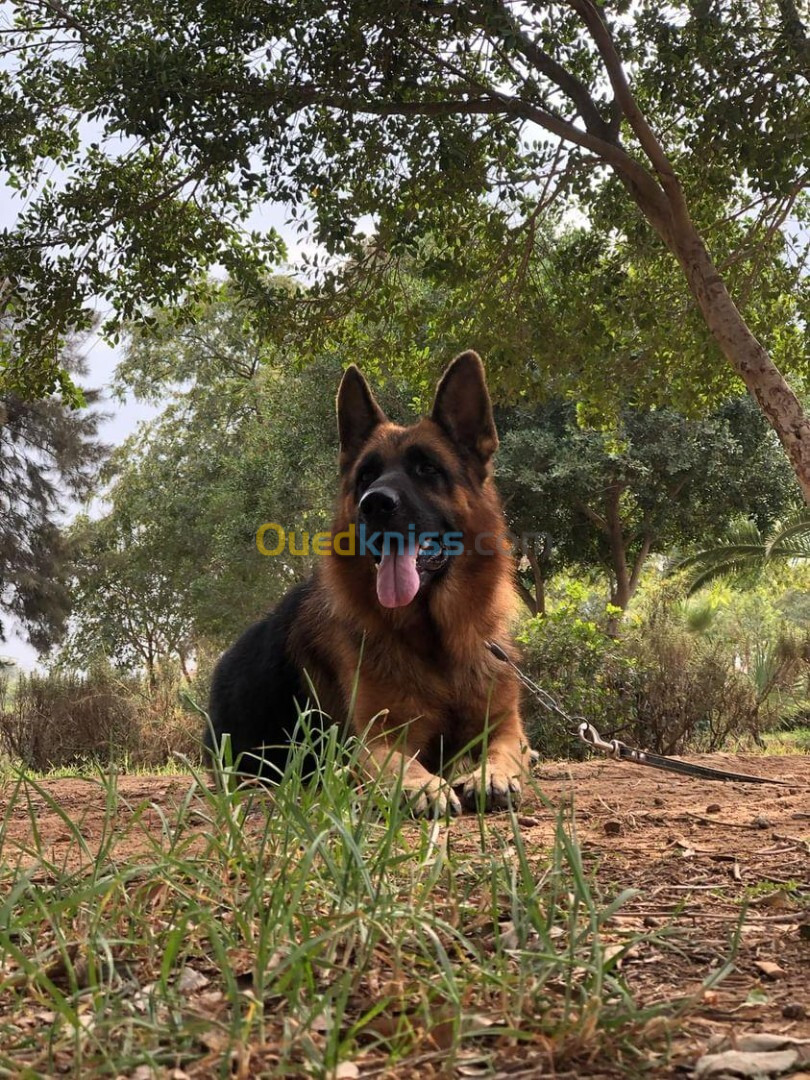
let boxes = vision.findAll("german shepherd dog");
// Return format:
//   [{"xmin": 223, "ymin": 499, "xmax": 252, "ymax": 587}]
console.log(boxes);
[{"xmin": 207, "ymin": 351, "xmax": 529, "ymax": 815}]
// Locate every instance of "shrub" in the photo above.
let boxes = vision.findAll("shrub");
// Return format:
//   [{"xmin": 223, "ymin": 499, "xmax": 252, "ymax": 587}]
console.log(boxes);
[
  {"xmin": 517, "ymin": 606, "xmax": 805, "ymax": 757},
  {"xmin": 625, "ymin": 622, "xmax": 764, "ymax": 754},
  {"xmin": 0, "ymin": 662, "xmax": 207, "ymax": 772},
  {"xmin": 0, "ymin": 668, "xmax": 140, "ymax": 771},
  {"xmin": 516, "ymin": 612, "xmax": 638, "ymax": 757}
]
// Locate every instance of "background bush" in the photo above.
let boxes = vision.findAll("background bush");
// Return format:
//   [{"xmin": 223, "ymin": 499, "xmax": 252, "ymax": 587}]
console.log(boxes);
[
  {"xmin": 518, "ymin": 578, "xmax": 809, "ymax": 757},
  {"xmin": 0, "ymin": 662, "xmax": 206, "ymax": 772}
]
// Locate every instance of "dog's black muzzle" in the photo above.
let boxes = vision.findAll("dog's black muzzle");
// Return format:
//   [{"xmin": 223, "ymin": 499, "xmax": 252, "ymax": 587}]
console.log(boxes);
[{"xmin": 357, "ymin": 473, "xmax": 454, "ymax": 577}]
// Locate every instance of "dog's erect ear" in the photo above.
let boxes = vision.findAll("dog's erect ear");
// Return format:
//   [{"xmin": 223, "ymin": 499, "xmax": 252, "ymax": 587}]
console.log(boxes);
[
  {"xmin": 431, "ymin": 351, "xmax": 498, "ymax": 467},
  {"xmin": 337, "ymin": 365, "xmax": 387, "ymax": 468}
]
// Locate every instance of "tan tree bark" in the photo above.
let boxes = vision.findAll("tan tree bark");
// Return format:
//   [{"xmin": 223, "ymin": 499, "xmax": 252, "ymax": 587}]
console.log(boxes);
[
  {"xmin": 672, "ymin": 227, "xmax": 810, "ymax": 499},
  {"xmin": 567, "ymin": 0, "xmax": 810, "ymax": 503}
]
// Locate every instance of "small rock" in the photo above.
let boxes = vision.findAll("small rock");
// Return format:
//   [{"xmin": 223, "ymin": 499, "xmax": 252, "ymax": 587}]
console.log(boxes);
[
  {"xmin": 333, "ymin": 1064, "xmax": 360, "ymax": 1080},
  {"xmin": 197, "ymin": 1029, "xmax": 229, "ymax": 1054},
  {"xmin": 131, "ymin": 1068, "xmax": 155, "ymax": 1080},
  {"xmin": 694, "ymin": 1048, "xmax": 798, "ymax": 1078},
  {"xmin": 177, "ymin": 967, "xmax": 210, "ymax": 994},
  {"xmin": 754, "ymin": 960, "xmax": 785, "ymax": 980},
  {"xmin": 782, "ymin": 1002, "xmax": 807, "ymax": 1020}
]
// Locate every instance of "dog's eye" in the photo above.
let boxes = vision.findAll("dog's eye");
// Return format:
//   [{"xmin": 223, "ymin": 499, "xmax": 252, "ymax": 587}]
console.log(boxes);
[
  {"xmin": 356, "ymin": 465, "xmax": 379, "ymax": 492},
  {"xmin": 414, "ymin": 460, "xmax": 438, "ymax": 479}
]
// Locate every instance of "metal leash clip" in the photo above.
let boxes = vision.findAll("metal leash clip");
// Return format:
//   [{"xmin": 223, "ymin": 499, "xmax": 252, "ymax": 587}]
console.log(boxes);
[{"xmin": 577, "ymin": 721, "xmax": 621, "ymax": 757}]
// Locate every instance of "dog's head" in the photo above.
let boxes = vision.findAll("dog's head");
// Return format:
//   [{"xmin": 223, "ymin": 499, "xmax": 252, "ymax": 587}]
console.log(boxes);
[{"xmin": 334, "ymin": 351, "xmax": 501, "ymax": 609}]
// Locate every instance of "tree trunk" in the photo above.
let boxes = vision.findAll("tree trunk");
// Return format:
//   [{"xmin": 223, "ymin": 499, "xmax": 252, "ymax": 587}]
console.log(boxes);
[
  {"xmin": 515, "ymin": 538, "xmax": 548, "ymax": 616},
  {"xmin": 561, "ymin": 0, "xmax": 810, "ymax": 503},
  {"xmin": 605, "ymin": 484, "xmax": 630, "ymax": 636},
  {"xmin": 614, "ymin": 171, "xmax": 810, "ymax": 501},
  {"xmin": 516, "ymin": 576, "xmax": 539, "ymax": 615},
  {"xmin": 536, "ymin": 569, "xmax": 546, "ymax": 617},
  {"xmin": 146, "ymin": 638, "xmax": 157, "ymax": 691},
  {"xmin": 671, "ymin": 226, "xmax": 810, "ymax": 503},
  {"xmin": 605, "ymin": 607, "xmax": 621, "ymax": 638},
  {"xmin": 526, "ymin": 544, "xmax": 547, "ymax": 617},
  {"xmin": 604, "ymin": 489, "xmax": 656, "ymax": 635}
]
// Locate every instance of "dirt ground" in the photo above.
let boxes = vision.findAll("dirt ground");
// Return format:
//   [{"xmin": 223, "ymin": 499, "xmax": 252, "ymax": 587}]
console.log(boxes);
[
  {"xmin": 2, "ymin": 753, "xmax": 808, "ymax": 1076},
  {"xmin": 518, "ymin": 754, "xmax": 810, "ymax": 1072}
]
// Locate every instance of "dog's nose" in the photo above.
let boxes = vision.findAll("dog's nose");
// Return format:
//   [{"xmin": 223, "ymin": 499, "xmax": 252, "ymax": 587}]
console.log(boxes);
[{"xmin": 359, "ymin": 486, "xmax": 400, "ymax": 521}]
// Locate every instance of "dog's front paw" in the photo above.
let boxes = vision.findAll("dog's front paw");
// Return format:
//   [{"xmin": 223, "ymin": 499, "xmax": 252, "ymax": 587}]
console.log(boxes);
[
  {"xmin": 454, "ymin": 767, "xmax": 522, "ymax": 812},
  {"xmin": 402, "ymin": 775, "xmax": 463, "ymax": 818}
]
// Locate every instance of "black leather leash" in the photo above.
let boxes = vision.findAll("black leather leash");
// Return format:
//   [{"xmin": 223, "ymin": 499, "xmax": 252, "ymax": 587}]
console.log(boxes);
[{"xmin": 485, "ymin": 640, "xmax": 794, "ymax": 787}]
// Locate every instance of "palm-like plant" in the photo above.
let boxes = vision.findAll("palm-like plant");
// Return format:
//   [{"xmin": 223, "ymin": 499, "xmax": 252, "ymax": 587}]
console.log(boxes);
[{"xmin": 675, "ymin": 509, "xmax": 810, "ymax": 594}]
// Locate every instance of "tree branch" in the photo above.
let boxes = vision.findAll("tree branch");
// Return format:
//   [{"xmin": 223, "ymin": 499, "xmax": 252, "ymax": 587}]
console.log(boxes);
[
  {"xmin": 629, "ymin": 532, "xmax": 654, "ymax": 594},
  {"xmin": 32, "ymin": 0, "xmax": 92, "ymax": 42},
  {"xmin": 279, "ymin": 72, "xmax": 670, "ymax": 220},
  {"xmin": 567, "ymin": 0, "xmax": 689, "ymax": 227},
  {"xmin": 572, "ymin": 496, "xmax": 608, "ymax": 532},
  {"xmin": 417, "ymin": 41, "xmax": 674, "ymax": 225},
  {"xmin": 485, "ymin": 0, "xmax": 616, "ymax": 140},
  {"xmin": 283, "ymin": 87, "xmax": 511, "ymax": 118}
]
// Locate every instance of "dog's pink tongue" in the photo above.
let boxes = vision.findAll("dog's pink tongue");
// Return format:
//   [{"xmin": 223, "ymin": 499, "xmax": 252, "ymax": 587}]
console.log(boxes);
[{"xmin": 376, "ymin": 552, "xmax": 420, "ymax": 608}]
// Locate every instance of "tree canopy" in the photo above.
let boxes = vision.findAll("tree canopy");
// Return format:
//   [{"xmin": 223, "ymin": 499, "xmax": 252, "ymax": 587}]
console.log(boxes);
[
  {"xmin": 286, "ymin": 214, "xmax": 808, "ymax": 424},
  {"xmin": 0, "ymin": 344, "xmax": 105, "ymax": 650},
  {"xmin": 65, "ymin": 290, "xmax": 342, "ymax": 660},
  {"xmin": 497, "ymin": 396, "xmax": 799, "ymax": 625},
  {"xmin": 1, "ymin": 0, "xmax": 808, "ymax": 491}
]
